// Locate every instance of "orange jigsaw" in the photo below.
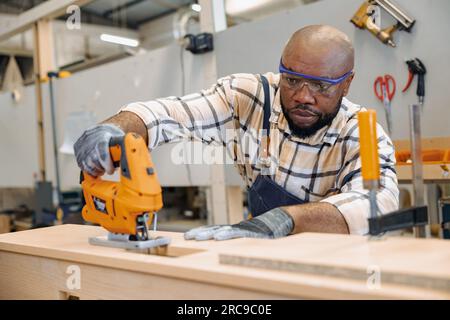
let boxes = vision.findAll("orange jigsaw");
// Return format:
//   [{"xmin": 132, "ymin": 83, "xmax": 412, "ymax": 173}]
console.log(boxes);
[{"xmin": 80, "ymin": 133, "xmax": 170, "ymax": 249}]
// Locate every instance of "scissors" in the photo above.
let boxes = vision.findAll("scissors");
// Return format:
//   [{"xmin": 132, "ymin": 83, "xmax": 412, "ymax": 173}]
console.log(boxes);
[{"xmin": 373, "ymin": 74, "xmax": 396, "ymax": 135}]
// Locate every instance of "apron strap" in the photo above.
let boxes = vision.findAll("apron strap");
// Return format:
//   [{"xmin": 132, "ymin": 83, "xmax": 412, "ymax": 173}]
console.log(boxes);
[
  {"xmin": 260, "ymin": 75, "xmax": 271, "ymax": 163},
  {"xmin": 260, "ymin": 75, "xmax": 271, "ymax": 134}
]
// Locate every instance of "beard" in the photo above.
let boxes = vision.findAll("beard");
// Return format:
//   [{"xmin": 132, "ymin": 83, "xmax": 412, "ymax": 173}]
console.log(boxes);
[{"xmin": 282, "ymin": 97, "xmax": 342, "ymax": 139}]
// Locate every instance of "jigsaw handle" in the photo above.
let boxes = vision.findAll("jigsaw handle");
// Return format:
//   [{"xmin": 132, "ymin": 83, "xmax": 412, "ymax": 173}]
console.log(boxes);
[
  {"xmin": 79, "ymin": 136, "xmax": 124, "ymax": 184},
  {"xmin": 109, "ymin": 136, "xmax": 123, "ymax": 168},
  {"xmin": 108, "ymin": 133, "xmax": 147, "ymax": 180}
]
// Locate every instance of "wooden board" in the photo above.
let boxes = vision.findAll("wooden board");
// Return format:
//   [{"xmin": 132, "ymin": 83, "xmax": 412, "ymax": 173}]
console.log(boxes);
[
  {"xmin": 218, "ymin": 233, "xmax": 450, "ymax": 293},
  {"xmin": 0, "ymin": 224, "xmax": 450, "ymax": 299}
]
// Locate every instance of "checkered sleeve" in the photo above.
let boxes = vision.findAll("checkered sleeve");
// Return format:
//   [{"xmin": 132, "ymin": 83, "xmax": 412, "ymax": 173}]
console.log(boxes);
[
  {"xmin": 320, "ymin": 120, "xmax": 400, "ymax": 235},
  {"xmin": 118, "ymin": 75, "xmax": 242, "ymax": 150}
]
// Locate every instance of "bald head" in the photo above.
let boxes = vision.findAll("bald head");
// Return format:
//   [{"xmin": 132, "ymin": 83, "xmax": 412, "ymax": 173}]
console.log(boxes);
[
  {"xmin": 279, "ymin": 25, "xmax": 356, "ymax": 139},
  {"xmin": 282, "ymin": 25, "xmax": 354, "ymax": 77}
]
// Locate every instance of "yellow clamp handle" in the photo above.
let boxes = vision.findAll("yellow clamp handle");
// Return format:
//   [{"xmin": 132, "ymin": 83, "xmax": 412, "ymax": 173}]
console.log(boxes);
[
  {"xmin": 358, "ymin": 110, "xmax": 380, "ymax": 182},
  {"xmin": 40, "ymin": 70, "xmax": 72, "ymax": 83},
  {"xmin": 58, "ymin": 71, "xmax": 71, "ymax": 78}
]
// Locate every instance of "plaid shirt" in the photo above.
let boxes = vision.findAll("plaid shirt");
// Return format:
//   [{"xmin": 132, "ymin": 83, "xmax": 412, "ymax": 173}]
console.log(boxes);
[{"xmin": 121, "ymin": 72, "xmax": 399, "ymax": 235}]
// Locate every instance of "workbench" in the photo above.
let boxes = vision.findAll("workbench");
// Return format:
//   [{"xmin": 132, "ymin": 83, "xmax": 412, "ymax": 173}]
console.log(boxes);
[
  {"xmin": 394, "ymin": 136, "xmax": 450, "ymax": 183},
  {"xmin": 0, "ymin": 224, "xmax": 449, "ymax": 299}
]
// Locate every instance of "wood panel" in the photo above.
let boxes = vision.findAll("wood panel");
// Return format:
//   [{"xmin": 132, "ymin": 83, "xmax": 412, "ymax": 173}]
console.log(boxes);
[
  {"xmin": 218, "ymin": 233, "xmax": 450, "ymax": 293},
  {"xmin": 0, "ymin": 251, "xmax": 283, "ymax": 300},
  {"xmin": 0, "ymin": 224, "xmax": 449, "ymax": 299}
]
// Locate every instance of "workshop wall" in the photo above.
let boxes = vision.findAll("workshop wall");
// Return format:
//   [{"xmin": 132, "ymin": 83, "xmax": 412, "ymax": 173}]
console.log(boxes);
[
  {"xmin": 215, "ymin": 0, "xmax": 450, "ymax": 142},
  {"xmin": 0, "ymin": 42, "xmax": 242, "ymax": 188},
  {"xmin": 0, "ymin": 0, "xmax": 448, "ymax": 189}
]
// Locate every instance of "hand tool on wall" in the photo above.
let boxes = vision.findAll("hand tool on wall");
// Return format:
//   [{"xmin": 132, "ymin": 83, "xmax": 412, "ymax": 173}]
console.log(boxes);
[
  {"xmin": 373, "ymin": 74, "xmax": 396, "ymax": 135},
  {"xmin": 350, "ymin": 0, "xmax": 415, "ymax": 47},
  {"xmin": 80, "ymin": 133, "xmax": 171, "ymax": 250},
  {"xmin": 402, "ymin": 58, "xmax": 426, "ymax": 106},
  {"xmin": 358, "ymin": 110, "xmax": 428, "ymax": 237}
]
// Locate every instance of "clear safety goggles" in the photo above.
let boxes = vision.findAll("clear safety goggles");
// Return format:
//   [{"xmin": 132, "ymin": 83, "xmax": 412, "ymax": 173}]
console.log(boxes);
[{"xmin": 279, "ymin": 60, "xmax": 353, "ymax": 95}]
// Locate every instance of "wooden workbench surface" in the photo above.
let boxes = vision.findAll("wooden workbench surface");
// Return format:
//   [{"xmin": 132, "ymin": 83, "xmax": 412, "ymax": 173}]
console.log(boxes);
[{"xmin": 0, "ymin": 224, "xmax": 449, "ymax": 299}]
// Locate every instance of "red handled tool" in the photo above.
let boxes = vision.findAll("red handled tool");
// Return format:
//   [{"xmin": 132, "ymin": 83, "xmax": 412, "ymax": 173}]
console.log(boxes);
[
  {"xmin": 373, "ymin": 74, "xmax": 396, "ymax": 135},
  {"xmin": 402, "ymin": 58, "xmax": 426, "ymax": 106}
]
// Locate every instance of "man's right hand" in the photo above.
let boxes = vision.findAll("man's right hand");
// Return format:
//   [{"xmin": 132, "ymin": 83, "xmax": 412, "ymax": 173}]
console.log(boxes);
[{"xmin": 74, "ymin": 123, "xmax": 125, "ymax": 177}]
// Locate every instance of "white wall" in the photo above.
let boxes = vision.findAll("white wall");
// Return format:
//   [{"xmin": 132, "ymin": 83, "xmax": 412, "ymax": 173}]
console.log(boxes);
[
  {"xmin": 0, "ymin": 85, "xmax": 39, "ymax": 187},
  {"xmin": 215, "ymin": 0, "xmax": 450, "ymax": 141},
  {"xmin": 0, "ymin": 41, "xmax": 241, "ymax": 188}
]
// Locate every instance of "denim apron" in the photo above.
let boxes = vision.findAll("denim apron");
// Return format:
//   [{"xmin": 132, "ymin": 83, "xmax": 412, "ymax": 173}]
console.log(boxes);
[{"xmin": 247, "ymin": 75, "xmax": 306, "ymax": 217}]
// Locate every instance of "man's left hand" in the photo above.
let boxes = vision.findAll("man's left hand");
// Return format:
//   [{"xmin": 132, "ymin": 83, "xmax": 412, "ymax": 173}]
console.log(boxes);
[{"xmin": 184, "ymin": 208, "xmax": 294, "ymax": 241}]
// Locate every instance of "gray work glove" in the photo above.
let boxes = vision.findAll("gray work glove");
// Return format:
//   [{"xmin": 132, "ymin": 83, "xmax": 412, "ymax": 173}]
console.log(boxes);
[
  {"xmin": 184, "ymin": 208, "xmax": 294, "ymax": 241},
  {"xmin": 74, "ymin": 123, "xmax": 124, "ymax": 177}
]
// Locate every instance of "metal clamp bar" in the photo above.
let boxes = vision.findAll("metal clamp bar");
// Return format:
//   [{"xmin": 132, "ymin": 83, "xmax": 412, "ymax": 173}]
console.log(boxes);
[{"xmin": 368, "ymin": 206, "xmax": 428, "ymax": 236}]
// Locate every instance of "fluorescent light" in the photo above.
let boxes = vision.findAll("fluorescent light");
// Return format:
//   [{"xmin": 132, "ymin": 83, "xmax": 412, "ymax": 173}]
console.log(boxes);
[
  {"xmin": 100, "ymin": 34, "xmax": 139, "ymax": 47},
  {"xmin": 191, "ymin": 3, "xmax": 201, "ymax": 12},
  {"xmin": 226, "ymin": 0, "xmax": 272, "ymax": 16}
]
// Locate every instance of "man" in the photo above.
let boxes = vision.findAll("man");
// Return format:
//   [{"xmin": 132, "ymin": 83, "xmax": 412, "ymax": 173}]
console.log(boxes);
[{"xmin": 74, "ymin": 25, "xmax": 399, "ymax": 241}]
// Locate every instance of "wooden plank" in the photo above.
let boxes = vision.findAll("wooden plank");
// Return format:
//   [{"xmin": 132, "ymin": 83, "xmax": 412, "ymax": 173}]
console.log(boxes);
[
  {"xmin": 33, "ymin": 20, "xmax": 55, "ymax": 81},
  {"xmin": 32, "ymin": 19, "xmax": 56, "ymax": 182},
  {"xmin": 1, "ymin": 225, "xmax": 450, "ymax": 299},
  {"xmin": 0, "ymin": 251, "xmax": 283, "ymax": 300},
  {"xmin": 218, "ymin": 233, "xmax": 450, "ymax": 294}
]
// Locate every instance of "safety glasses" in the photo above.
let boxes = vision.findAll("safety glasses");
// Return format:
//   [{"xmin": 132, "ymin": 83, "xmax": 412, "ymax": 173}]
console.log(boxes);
[
  {"xmin": 279, "ymin": 59, "xmax": 353, "ymax": 95},
  {"xmin": 279, "ymin": 60, "xmax": 353, "ymax": 84}
]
